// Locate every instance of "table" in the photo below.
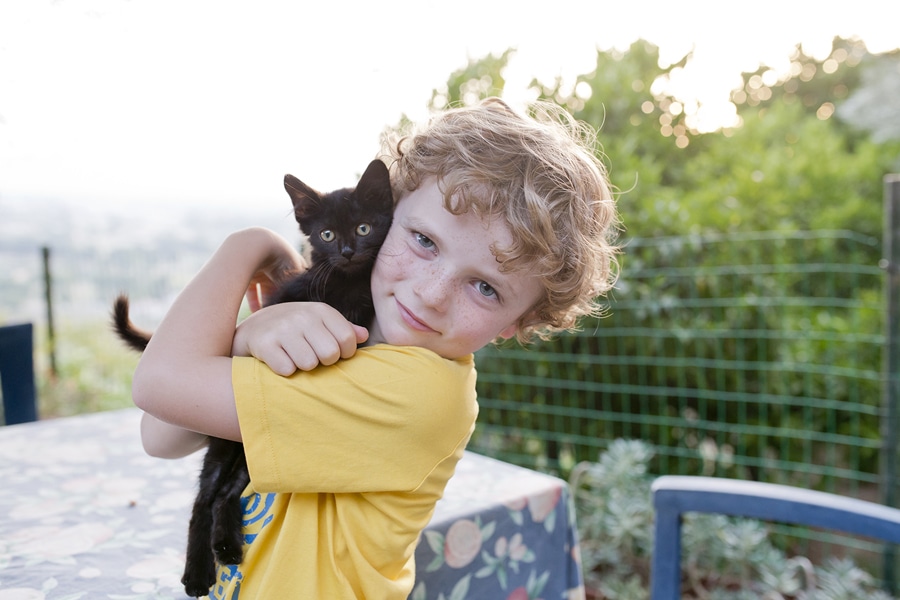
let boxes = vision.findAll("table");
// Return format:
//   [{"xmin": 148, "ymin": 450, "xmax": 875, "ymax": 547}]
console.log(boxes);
[{"xmin": 0, "ymin": 409, "xmax": 585, "ymax": 599}]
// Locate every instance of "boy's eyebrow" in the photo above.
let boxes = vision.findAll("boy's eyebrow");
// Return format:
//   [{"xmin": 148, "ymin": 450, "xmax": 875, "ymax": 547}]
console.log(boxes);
[
  {"xmin": 404, "ymin": 215, "xmax": 431, "ymax": 233},
  {"xmin": 468, "ymin": 251, "xmax": 520, "ymax": 299}
]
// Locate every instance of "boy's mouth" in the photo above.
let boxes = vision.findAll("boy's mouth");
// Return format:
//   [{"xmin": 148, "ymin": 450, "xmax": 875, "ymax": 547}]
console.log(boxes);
[{"xmin": 396, "ymin": 300, "xmax": 438, "ymax": 334}]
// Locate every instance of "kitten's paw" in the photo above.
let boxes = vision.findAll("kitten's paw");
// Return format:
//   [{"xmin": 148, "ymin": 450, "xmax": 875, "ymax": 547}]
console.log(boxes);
[
  {"xmin": 182, "ymin": 559, "xmax": 216, "ymax": 597},
  {"xmin": 213, "ymin": 537, "xmax": 243, "ymax": 566}
]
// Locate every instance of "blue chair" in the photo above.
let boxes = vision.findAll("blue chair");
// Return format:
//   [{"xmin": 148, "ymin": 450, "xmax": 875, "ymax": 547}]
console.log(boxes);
[
  {"xmin": 0, "ymin": 323, "xmax": 38, "ymax": 425},
  {"xmin": 651, "ymin": 475, "xmax": 900, "ymax": 599}
]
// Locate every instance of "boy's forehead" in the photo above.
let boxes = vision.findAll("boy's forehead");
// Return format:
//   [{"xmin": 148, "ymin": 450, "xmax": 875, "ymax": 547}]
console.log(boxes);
[{"xmin": 403, "ymin": 183, "xmax": 511, "ymax": 246}]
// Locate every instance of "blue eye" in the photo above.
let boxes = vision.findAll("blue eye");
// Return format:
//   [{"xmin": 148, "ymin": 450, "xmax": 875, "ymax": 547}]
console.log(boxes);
[
  {"xmin": 415, "ymin": 233, "xmax": 435, "ymax": 249},
  {"xmin": 478, "ymin": 281, "xmax": 497, "ymax": 298}
]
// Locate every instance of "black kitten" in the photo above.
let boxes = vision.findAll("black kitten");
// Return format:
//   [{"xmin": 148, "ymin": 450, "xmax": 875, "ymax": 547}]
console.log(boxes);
[{"xmin": 112, "ymin": 159, "xmax": 393, "ymax": 597}]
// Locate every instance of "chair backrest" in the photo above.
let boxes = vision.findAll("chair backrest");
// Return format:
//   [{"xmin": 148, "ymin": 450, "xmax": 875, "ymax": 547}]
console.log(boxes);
[
  {"xmin": 0, "ymin": 323, "xmax": 38, "ymax": 425},
  {"xmin": 650, "ymin": 475, "xmax": 900, "ymax": 599}
]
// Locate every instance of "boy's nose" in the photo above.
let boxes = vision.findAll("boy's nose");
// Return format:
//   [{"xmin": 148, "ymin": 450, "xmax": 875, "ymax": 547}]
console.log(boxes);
[{"xmin": 414, "ymin": 270, "xmax": 451, "ymax": 312}]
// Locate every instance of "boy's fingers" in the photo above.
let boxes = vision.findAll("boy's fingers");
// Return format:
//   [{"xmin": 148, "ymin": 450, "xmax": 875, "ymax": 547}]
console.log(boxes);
[
  {"xmin": 324, "ymin": 321, "xmax": 367, "ymax": 362},
  {"xmin": 266, "ymin": 350, "xmax": 299, "ymax": 377},
  {"xmin": 294, "ymin": 321, "xmax": 363, "ymax": 367},
  {"xmin": 289, "ymin": 341, "xmax": 324, "ymax": 372},
  {"xmin": 237, "ymin": 302, "xmax": 363, "ymax": 372},
  {"xmin": 247, "ymin": 337, "xmax": 299, "ymax": 376},
  {"xmin": 304, "ymin": 333, "xmax": 342, "ymax": 367}
]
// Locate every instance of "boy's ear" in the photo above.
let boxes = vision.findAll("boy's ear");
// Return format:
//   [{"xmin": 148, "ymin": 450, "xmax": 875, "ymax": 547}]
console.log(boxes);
[
  {"xmin": 499, "ymin": 309, "xmax": 540, "ymax": 340},
  {"xmin": 498, "ymin": 323, "xmax": 519, "ymax": 340}
]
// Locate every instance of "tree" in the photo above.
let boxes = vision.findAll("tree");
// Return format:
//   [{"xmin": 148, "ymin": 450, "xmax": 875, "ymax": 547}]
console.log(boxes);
[
  {"xmin": 527, "ymin": 37, "xmax": 900, "ymax": 238},
  {"xmin": 838, "ymin": 51, "xmax": 900, "ymax": 144},
  {"xmin": 428, "ymin": 49, "xmax": 513, "ymax": 110},
  {"xmin": 530, "ymin": 40, "xmax": 708, "ymax": 237}
]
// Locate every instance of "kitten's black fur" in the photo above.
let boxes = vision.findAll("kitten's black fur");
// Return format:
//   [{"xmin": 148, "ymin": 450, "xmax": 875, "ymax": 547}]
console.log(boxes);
[{"xmin": 112, "ymin": 159, "xmax": 393, "ymax": 597}]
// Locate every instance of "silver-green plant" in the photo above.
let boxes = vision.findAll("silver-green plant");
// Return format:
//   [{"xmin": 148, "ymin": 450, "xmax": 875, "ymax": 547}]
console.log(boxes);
[{"xmin": 569, "ymin": 439, "xmax": 894, "ymax": 599}]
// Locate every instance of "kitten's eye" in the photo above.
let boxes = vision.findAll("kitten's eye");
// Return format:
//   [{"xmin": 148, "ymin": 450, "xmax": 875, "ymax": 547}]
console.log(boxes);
[
  {"xmin": 320, "ymin": 230, "xmax": 335, "ymax": 242},
  {"xmin": 477, "ymin": 281, "xmax": 497, "ymax": 298},
  {"xmin": 415, "ymin": 233, "xmax": 435, "ymax": 250},
  {"xmin": 356, "ymin": 223, "xmax": 371, "ymax": 236}
]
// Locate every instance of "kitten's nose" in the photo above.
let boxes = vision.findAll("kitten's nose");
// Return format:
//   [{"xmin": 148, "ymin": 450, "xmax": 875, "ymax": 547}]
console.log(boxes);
[{"xmin": 341, "ymin": 246, "xmax": 355, "ymax": 260}]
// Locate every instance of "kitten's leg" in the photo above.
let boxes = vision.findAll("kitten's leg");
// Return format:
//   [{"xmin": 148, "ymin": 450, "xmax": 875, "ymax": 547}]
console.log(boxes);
[
  {"xmin": 182, "ymin": 447, "xmax": 223, "ymax": 597},
  {"xmin": 211, "ymin": 447, "xmax": 251, "ymax": 565}
]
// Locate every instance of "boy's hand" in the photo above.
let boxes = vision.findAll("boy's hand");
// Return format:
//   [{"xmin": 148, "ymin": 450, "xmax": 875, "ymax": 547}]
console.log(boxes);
[{"xmin": 232, "ymin": 302, "xmax": 368, "ymax": 375}]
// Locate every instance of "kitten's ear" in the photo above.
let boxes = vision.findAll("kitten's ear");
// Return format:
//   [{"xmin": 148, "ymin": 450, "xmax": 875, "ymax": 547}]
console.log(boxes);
[
  {"xmin": 356, "ymin": 160, "xmax": 394, "ymax": 209},
  {"xmin": 284, "ymin": 174, "xmax": 321, "ymax": 220}
]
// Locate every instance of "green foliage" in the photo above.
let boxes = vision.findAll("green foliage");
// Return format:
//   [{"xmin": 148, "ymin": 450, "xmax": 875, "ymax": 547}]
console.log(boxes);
[
  {"xmin": 733, "ymin": 38, "xmax": 867, "ymax": 120},
  {"xmin": 528, "ymin": 38, "xmax": 899, "ymax": 239},
  {"xmin": 681, "ymin": 98, "xmax": 889, "ymax": 237},
  {"xmin": 531, "ymin": 40, "xmax": 717, "ymax": 238},
  {"xmin": 393, "ymin": 37, "xmax": 899, "ymax": 242},
  {"xmin": 428, "ymin": 49, "xmax": 513, "ymax": 110},
  {"xmin": 571, "ymin": 440, "xmax": 895, "ymax": 599},
  {"xmin": 460, "ymin": 38, "xmax": 895, "ymax": 492}
]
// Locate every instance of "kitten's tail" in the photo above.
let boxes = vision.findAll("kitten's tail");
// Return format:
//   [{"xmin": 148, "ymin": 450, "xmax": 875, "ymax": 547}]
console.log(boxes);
[{"xmin": 111, "ymin": 294, "xmax": 152, "ymax": 352}]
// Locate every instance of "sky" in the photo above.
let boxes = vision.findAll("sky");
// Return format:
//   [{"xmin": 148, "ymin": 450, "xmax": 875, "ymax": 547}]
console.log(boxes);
[{"xmin": 1, "ymin": 0, "xmax": 898, "ymax": 218}]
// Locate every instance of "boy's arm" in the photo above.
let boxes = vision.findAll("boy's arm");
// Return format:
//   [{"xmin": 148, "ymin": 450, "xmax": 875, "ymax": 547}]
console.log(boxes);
[
  {"xmin": 133, "ymin": 227, "xmax": 359, "ymax": 442},
  {"xmin": 140, "ymin": 412, "xmax": 209, "ymax": 458},
  {"xmin": 132, "ymin": 228, "xmax": 288, "ymax": 441}
]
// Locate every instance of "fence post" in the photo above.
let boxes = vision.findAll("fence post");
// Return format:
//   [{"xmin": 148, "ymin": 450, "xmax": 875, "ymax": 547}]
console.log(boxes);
[
  {"xmin": 41, "ymin": 246, "xmax": 57, "ymax": 378},
  {"xmin": 883, "ymin": 174, "xmax": 900, "ymax": 593}
]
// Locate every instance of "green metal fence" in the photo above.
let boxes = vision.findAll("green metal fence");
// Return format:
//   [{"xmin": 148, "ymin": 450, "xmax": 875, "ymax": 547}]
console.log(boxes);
[{"xmin": 470, "ymin": 229, "xmax": 886, "ymax": 501}]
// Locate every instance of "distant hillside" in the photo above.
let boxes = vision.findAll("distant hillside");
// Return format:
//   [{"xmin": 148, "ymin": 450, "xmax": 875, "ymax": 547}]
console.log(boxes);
[{"xmin": 0, "ymin": 196, "xmax": 302, "ymax": 327}]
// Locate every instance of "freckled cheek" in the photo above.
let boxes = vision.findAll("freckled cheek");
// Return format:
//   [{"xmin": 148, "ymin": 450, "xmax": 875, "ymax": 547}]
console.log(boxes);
[
  {"xmin": 375, "ymin": 241, "xmax": 413, "ymax": 282},
  {"xmin": 424, "ymin": 268, "xmax": 454, "ymax": 297},
  {"xmin": 448, "ymin": 302, "xmax": 494, "ymax": 345},
  {"xmin": 462, "ymin": 302, "xmax": 521, "ymax": 346}
]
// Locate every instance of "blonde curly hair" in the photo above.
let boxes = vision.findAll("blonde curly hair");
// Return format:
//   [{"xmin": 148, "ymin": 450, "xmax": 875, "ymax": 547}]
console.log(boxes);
[{"xmin": 381, "ymin": 98, "xmax": 620, "ymax": 343}]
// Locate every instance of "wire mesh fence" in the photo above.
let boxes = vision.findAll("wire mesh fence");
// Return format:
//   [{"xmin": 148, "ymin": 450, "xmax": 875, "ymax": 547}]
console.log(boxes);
[{"xmin": 470, "ymin": 230, "xmax": 886, "ymax": 501}]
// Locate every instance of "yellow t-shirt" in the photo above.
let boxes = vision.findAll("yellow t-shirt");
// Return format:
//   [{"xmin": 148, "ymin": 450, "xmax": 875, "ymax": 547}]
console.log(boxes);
[{"xmin": 208, "ymin": 344, "xmax": 478, "ymax": 599}]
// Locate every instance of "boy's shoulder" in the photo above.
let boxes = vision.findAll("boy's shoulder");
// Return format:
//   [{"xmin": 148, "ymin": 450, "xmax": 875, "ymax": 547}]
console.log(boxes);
[
  {"xmin": 357, "ymin": 344, "xmax": 475, "ymax": 375},
  {"xmin": 354, "ymin": 344, "xmax": 477, "ymax": 415}
]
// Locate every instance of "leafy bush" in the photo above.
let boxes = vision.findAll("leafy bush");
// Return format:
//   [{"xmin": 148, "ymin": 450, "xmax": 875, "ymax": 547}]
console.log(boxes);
[{"xmin": 569, "ymin": 439, "xmax": 894, "ymax": 599}]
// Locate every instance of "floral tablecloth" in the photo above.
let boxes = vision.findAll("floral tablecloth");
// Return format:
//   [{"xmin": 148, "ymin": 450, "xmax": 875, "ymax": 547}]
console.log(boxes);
[{"xmin": 0, "ymin": 408, "xmax": 584, "ymax": 599}]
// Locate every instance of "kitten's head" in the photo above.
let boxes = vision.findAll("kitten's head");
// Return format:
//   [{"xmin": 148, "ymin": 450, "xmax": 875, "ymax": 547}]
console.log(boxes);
[{"xmin": 283, "ymin": 159, "xmax": 394, "ymax": 274}]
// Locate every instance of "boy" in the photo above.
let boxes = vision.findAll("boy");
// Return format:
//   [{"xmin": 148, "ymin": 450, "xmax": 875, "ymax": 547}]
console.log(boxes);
[{"xmin": 133, "ymin": 98, "xmax": 619, "ymax": 598}]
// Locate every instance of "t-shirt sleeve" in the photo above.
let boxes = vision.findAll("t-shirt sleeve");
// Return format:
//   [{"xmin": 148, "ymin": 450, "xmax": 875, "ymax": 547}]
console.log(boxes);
[{"xmin": 232, "ymin": 345, "xmax": 477, "ymax": 494}]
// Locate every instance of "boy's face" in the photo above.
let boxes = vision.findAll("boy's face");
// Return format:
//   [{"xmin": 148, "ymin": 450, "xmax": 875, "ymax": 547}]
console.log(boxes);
[{"xmin": 369, "ymin": 180, "xmax": 542, "ymax": 360}]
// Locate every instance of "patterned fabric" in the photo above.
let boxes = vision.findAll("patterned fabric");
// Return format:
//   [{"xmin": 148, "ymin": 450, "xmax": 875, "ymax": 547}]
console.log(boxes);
[
  {"xmin": 411, "ymin": 455, "xmax": 586, "ymax": 600},
  {"xmin": 0, "ymin": 408, "xmax": 584, "ymax": 599}
]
